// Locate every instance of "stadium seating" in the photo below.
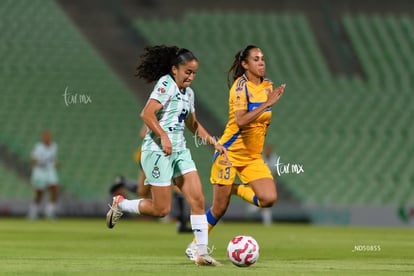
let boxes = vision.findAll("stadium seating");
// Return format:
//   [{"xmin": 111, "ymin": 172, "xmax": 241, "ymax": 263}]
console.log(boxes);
[
  {"xmin": 0, "ymin": 162, "xmax": 31, "ymax": 199},
  {"xmin": 0, "ymin": 0, "xmax": 143, "ymax": 199}
]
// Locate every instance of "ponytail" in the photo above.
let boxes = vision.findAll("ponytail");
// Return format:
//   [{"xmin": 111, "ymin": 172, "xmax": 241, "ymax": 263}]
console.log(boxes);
[{"xmin": 226, "ymin": 45, "xmax": 258, "ymax": 88}]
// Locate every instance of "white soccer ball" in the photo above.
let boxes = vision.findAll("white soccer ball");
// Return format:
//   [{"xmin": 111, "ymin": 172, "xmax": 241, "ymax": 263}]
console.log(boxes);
[{"xmin": 227, "ymin": 235, "xmax": 260, "ymax": 267}]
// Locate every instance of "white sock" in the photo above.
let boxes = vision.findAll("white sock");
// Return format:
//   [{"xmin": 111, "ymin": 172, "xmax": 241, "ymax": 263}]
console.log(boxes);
[
  {"xmin": 28, "ymin": 203, "xmax": 39, "ymax": 220},
  {"xmin": 261, "ymin": 208, "xmax": 272, "ymax": 225},
  {"xmin": 45, "ymin": 203, "xmax": 56, "ymax": 219},
  {"xmin": 118, "ymin": 199, "xmax": 141, "ymax": 214},
  {"xmin": 190, "ymin": 214, "xmax": 208, "ymax": 255}
]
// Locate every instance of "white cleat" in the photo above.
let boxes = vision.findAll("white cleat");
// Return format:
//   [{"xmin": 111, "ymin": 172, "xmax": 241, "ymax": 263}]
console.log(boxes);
[
  {"xmin": 185, "ymin": 242, "xmax": 197, "ymax": 261},
  {"xmin": 194, "ymin": 254, "xmax": 223, "ymax": 266},
  {"xmin": 106, "ymin": 195, "xmax": 124, "ymax": 229}
]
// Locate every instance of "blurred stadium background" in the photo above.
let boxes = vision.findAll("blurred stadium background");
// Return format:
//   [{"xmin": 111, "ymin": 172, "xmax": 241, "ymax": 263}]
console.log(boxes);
[{"xmin": 0, "ymin": 0, "xmax": 413, "ymax": 226}]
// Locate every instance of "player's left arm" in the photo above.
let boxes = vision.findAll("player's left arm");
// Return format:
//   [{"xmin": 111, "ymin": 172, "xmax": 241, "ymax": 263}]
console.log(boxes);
[
  {"xmin": 185, "ymin": 113, "xmax": 227, "ymax": 158},
  {"xmin": 235, "ymin": 84, "xmax": 286, "ymax": 128}
]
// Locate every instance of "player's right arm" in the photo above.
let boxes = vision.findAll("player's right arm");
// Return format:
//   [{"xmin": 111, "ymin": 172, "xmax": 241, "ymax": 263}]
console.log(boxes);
[{"xmin": 140, "ymin": 99, "xmax": 172, "ymax": 156}]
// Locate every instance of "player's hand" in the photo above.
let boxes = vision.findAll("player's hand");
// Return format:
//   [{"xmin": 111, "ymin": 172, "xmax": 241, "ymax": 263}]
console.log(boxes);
[
  {"xmin": 36, "ymin": 160, "xmax": 47, "ymax": 167},
  {"xmin": 161, "ymin": 135, "xmax": 172, "ymax": 156},
  {"xmin": 214, "ymin": 143, "xmax": 228, "ymax": 163},
  {"xmin": 265, "ymin": 83, "xmax": 286, "ymax": 107}
]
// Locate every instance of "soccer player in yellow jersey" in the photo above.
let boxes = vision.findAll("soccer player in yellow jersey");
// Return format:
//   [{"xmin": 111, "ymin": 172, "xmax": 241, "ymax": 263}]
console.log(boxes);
[{"xmin": 186, "ymin": 45, "xmax": 286, "ymax": 260}]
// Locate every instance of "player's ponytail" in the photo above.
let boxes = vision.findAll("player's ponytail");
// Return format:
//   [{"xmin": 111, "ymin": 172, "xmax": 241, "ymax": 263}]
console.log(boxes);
[
  {"xmin": 227, "ymin": 45, "xmax": 258, "ymax": 88},
  {"xmin": 135, "ymin": 45, "xmax": 197, "ymax": 83}
]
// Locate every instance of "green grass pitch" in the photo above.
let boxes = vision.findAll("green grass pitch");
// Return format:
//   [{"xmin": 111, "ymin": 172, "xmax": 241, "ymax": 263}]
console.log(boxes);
[{"xmin": 0, "ymin": 218, "xmax": 413, "ymax": 275}]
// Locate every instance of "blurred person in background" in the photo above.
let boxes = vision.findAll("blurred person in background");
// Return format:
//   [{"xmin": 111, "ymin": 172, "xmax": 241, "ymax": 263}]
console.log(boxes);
[
  {"xmin": 109, "ymin": 175, "xmax": 138, "ymax": 199},
  {"xmin": 28, "ymin": 130, "xmax": 60, "ymax": 220}
]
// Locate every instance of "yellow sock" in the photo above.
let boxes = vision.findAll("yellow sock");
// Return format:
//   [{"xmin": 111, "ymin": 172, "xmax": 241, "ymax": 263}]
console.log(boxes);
[
  {"xmin": 235, "ymin": 185, "xmax": 261, "ymax": 206},
  {"xmin": 208, "ymin": 222, "xmax": 215, "ymax": 234}
]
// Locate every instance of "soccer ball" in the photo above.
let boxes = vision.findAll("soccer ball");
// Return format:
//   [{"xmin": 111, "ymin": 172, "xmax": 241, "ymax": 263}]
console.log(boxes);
[{"xmin": 227, "ymin": 235, "xmax": 260, "ymax": 267}]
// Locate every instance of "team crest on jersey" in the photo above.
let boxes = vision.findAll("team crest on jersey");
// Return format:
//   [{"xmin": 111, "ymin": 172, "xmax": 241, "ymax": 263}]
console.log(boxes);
[
  {"xmin": 157, "ymin": 87, "xmax": 166, "ymax": 93},
  {"xmin": 235, "ymin": 77, "xmax": 246, "ymax": 93},
  {"xmin": 152, "ymin": 166, "xmax": 160, "ymax": 178}
]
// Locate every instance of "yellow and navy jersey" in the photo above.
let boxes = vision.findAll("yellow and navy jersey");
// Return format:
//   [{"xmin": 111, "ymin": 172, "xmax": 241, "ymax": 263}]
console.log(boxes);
[{"xmin": 218, "ymin": 74, "xmax": 273, "ymax": 164}]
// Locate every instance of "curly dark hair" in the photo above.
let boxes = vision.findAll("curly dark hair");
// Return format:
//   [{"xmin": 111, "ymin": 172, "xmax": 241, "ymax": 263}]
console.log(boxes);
[
  {"xmin": 227, "ymin": 45, "xmax": 258, "ymax": 88},
  {"xmin": 135, "ymin": 45, "xmax": 198, "ymax": 83}
]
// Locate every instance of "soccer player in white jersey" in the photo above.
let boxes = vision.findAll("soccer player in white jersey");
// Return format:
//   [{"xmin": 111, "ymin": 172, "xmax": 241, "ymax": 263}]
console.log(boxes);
[
  {"xmin": 106, "ymin": 45, "xmax": 227, "ymax": 266},
  {"xmin": 28, "ymin": 130, "xmax": 59, "ymax": 220}
]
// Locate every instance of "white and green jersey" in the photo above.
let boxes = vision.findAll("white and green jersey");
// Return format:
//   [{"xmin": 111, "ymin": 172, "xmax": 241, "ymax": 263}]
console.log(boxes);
[{"xmin": 142, "ymin": 74, "xmax": 195, "ymax": 152}]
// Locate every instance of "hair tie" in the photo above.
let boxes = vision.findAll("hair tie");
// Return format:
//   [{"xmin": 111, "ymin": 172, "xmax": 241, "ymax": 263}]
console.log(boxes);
[
  {"xmin": 238, "ymin": 50, "xmax": 244, "ymax": 62},
  {"xmin": 239, "ymin": 46, "xmax": 250, "ymax": 62}
]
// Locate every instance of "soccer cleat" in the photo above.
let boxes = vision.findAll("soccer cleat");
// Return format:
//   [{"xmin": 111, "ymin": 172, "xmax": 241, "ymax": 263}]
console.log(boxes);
[
  {"xmin": 185, "ymin": 242, "xmax": 197, "ymax": 261},
  {"xmin": 185, "ymin": 243, "xmax": 217, "ymax": 262},
  {"xmin": 194, "ymin": 254, "xmax": 223, "ymax": 266},
  {"xmin": 106, "ymin": 195, "xmax": 124, "ymax": 229}
]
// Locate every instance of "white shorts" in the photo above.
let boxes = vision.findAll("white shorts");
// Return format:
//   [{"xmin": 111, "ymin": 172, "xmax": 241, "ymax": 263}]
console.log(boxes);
[{"xmin": 31, "ymin": 168, "xmax": 59, "ymax": 189}]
